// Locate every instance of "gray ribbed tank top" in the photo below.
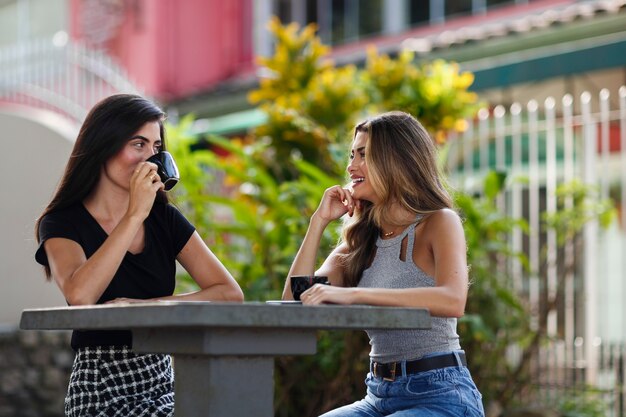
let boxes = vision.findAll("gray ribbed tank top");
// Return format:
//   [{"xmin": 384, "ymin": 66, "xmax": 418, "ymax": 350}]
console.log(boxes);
[{"xmin": 357, "ymin": 219, "xmax": 461, "ymax": 363}]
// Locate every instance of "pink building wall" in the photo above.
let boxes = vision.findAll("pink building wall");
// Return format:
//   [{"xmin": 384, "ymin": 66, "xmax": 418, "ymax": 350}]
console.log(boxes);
[{"xmin": 69, "ymin": 0, "xmax": 254, "ymax": 101}]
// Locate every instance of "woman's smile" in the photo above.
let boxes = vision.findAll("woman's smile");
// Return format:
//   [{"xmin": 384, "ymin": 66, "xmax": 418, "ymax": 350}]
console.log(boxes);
[
  {"xmin": 351, "ymin": 176, "xmax": 365, "ymax": 187},
  {"xmin": 347, "ymin": 131, "xmax": 377, "ymax": 202}
]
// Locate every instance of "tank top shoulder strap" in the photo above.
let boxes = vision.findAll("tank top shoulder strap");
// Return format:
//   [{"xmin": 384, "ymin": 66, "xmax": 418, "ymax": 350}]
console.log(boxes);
[
  {"xmin": 405, "ymin": 215, "xmax": 425, "ymax": 255},
  {"xmin": 405, "ymin": 223, "xmax": 416, "ymax": 255}
]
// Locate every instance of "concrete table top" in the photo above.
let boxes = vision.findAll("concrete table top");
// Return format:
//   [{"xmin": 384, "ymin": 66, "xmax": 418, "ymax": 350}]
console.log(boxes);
[
  {"xmin": 20, "ymin": 301, "xmax": 431, "ymax": 330},
  {"xmin": 21, "ymin": 301, "xmax": 431, "ymax": 416}
]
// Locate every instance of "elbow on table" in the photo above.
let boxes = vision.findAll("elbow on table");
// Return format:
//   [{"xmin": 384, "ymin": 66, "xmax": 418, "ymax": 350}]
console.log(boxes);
[
  {"xmin": 441, "ymin": 296, "xmax": 466, "ymax": 319},
  {"xmin": 63, "ymin": 288, "xmax": 98, "ymax": 306},
  {"xmin": 435, "ymin": 307, "xmax": 465, "ymax": 319},
  {"xmin": 55, "ymin": 274, "xmax": 99, "ymax": 306},
  {"xmin": 225, "ymin": 286, "xmax": 245, "ymax": 303}
]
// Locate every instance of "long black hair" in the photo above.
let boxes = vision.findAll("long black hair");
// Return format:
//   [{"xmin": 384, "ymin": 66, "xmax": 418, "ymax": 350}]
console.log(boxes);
[{"xmin": 35, "ymin": 94, "xmax": 167, "ymax": 278}]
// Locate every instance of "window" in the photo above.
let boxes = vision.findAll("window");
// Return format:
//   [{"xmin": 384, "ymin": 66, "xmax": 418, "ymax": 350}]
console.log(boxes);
[
  {"xmin": 272, "ymin": 0, "xmax": 525, "ymax": 46},
  {"xmin": 358, "ymin": 0, "xmax": 382, "ymax": 39},
  {"xmin": 276, "ymin": 0, "xmax": 291, "ymax": 24},
  {"xmin": 487, "ymin": 0, "xmax": 515, "ymax": 8},
  {"xmin": 445, "ymin": 0, "xmax": 472, "ymax": 18},
  {"xmin": 409, "ymin": 1, "xmax": 430, "ymax": 26}
]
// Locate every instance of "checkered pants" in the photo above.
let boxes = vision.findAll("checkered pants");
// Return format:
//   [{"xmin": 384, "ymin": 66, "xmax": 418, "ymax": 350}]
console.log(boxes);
[{"xmin": 65, "ymin": 346, "xmax": 174, "ymax": 417}]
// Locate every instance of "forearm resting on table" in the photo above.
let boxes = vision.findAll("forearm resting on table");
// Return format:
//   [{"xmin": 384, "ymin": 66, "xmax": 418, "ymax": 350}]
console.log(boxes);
[
  {"xmin": 349, "ymin": 287, "xmax": 466, "ymax": 318},
  {"xmin": 159, "ymin": 284, "xmax": 244, "ymax": 302}
]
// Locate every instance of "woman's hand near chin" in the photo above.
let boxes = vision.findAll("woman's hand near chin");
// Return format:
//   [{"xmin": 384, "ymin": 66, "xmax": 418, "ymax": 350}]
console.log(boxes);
[
  {"xmin": 127, "ymin": 162, "xmax": 162, "ymax": 220},
  {"xmin": 314, "ymin": 185, "xmax": 360, "ymax": 222}
]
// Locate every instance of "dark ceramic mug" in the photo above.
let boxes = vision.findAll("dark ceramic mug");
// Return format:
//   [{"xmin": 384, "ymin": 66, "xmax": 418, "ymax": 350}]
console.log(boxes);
[
  {"xmin": 146, "ymin": 151, "xmax": 179, "ymax": 191},
  {"xmin": 290, "ymin": 275, "xmax": 330, "ymax": 301}
]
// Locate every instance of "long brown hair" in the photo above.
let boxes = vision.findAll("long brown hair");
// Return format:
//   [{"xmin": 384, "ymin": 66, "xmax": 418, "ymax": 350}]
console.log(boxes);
[
  {"xmin": 35, "ymin": 94, "xmax": 168, "ymax": 279},
  {"xmin": 339, "ymin": 111, "xmax": 453, "ymax": 287}
]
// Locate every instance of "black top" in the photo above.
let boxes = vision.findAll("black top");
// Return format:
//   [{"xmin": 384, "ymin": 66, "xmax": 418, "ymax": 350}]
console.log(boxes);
[{"xmin": 36, "ymin": 202, "xmax": 195, "ymax": 350}]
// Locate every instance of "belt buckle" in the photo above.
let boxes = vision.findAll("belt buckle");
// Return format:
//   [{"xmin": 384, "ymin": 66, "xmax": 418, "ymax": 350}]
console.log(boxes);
[{"xmin": 383, "ymin": 362, "xmax": 397, "ymax": 382}]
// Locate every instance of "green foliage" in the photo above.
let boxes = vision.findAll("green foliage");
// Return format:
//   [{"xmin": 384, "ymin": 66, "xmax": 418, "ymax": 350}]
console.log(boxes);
[
  {"xmin": 167, "ymin": 121, "xmax": 341, "ymax": 300},
  {"xmin": 252, "ymin": 107, "xmax": 337, "ymax": 180},
  {"xmin": 558, "ymin": 389, "xmax": 610, "ymax": 417},
  {"xmin": 165, "ymin": 116, "xmax": 223, "ymax": 293},
  {"xmin": 365, "ymin": 49, "xmax": 478, "ymax": 143},
  {"xmin": 249, "ymin": 18, "xmax": 331, "ymax": 105},
  {"xmin": 249, "ymin": 18, "xmax": 362, "ymax": 178},
  {"xmin": 249, "ymin": 18, "xmax": 480, "ymax": 178},
  {"xmin": 456, "ymin": 171, "xmax": 532, "ymax": 406},
  {"xmin": 275, "ymin": 330, "xmax": 370, "ymax": 415},
  {"xmin": 457, "ymin": 171, "xmax": 615, "ymax": 413},
  {"xmin": 543, "ymin": 180, "xmax": 616, "ymax": 246}
]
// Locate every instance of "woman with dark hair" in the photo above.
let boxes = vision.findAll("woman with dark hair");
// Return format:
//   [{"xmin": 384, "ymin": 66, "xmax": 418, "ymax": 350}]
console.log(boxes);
[
  {"xmin": 283, "ymin": 111, "xmax": 484, "ymax": 416},
  {"xmin": 35, "ymin": 94, "xmax": 243, "ymax": 416}
]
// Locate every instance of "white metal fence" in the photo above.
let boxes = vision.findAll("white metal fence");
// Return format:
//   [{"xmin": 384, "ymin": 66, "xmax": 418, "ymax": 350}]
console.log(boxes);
[
  {"xmin": 447, "ymin": 87, "xmax": 626, "ymax": 415},
  {"xmin": 0, "ymin": 35, "xmax": 140, "ymax": 124}
]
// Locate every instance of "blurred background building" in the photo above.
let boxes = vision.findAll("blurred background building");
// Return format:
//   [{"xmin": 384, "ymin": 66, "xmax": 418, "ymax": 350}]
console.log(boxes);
[
  {"xmin": 3, "ymin": 1, "xmax": 624, "ymax": 132},
  {"xmin": 0, "ymin": 0, "xmax": 625, "ymax": 415}
]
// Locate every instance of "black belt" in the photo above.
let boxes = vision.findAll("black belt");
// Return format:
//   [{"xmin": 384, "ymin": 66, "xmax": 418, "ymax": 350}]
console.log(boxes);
[{"xmin": 371, "ymin": 352, "xmax": 467, "ymax": 381}]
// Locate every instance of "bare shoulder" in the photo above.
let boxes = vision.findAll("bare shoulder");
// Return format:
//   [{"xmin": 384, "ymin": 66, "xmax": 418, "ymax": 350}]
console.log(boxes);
[
  {"xmin": 418, "ymin": 209, "xmax": 466, "ymax": 256},
  {"xmin": 322, "ymin": 241, "xmax": 350, "ymax": 266},
  {"xmin": 316, "ymin": 242, "xmax": 349, "ymax": 286},
  {"xmin": 422, "ymin": 208, "xmax": 463, "ymax": 230},
  {"xmin": 332, "ymin": 242, "xmax": 350, "ymax": 255},
  {"xmin": 418, "ymin": 208, "xmax": 465, "ymax": 244},
  {"xmin": 45, "ymin": 236, "xmax": 85, "ymax": 254}
]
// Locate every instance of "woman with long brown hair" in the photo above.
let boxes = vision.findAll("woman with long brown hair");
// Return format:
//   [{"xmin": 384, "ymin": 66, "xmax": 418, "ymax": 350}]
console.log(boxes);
[
  {"xmin": 35, "ymin": 94, "xmax": 243, "ymax": 416},
  {"xmin": 283, "ymin": 111, "xmax": 484, "ymax": 416}
]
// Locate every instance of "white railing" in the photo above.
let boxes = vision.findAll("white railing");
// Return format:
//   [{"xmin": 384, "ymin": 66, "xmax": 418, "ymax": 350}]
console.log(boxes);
[
  {"xmin": 0, "ymin": 35, "xmax": 141, "ymax": 124},
  {"xmin": 531, "ymin": 339, "xmax": 626, "ymax": 416},
  {"xmin": 448, "ymin": 87, "xmax": 626, "ymax": 415}
]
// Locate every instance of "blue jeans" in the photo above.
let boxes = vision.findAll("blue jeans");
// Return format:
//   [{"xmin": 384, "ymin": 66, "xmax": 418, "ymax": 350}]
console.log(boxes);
[{"xmin": 319, "ymin": 351, "xmax": 485, "ymax": 417}]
